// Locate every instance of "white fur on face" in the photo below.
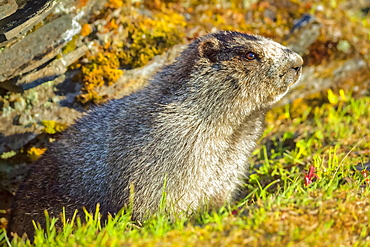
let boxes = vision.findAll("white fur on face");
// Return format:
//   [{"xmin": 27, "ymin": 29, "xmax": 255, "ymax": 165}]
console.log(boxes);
[{"xmin": 257, "ymin": 39, "xmax": 303, "ymax": 104}]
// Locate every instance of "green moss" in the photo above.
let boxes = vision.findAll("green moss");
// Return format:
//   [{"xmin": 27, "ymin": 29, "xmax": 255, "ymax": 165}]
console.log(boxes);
[
  {"xmin": 61, "ymin": 35, "xmax": 79, "ymax": 56},
  {"xmin": 0, "ymin": 151, "xmax": 17, "ymax": 159},
  {"xmin": 116, "ymin": 9, "xmax": 186, "ymax": 68},
  {"xmin": 41, "ymin": 120, "xmax": 68, "ymax": 134}
]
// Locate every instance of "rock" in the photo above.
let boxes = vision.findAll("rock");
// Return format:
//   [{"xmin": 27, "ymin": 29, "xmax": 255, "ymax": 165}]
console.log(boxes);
[
  {"xmin": 0, "ymin": 131, "xmax": 38, "ymax": 154},
  {"xmin": 286, "ymin": 14, "xmax": 322, "ymax": 55},
  {"xmin": 0, "ymin": 14, "xmax": 77, "ymax": 83},
  {"xmin": 0, "ymin": 0, "xmax": 105, "ymax": 92},
  {"xmin": 2, "ymin": 44, "xmax": 88, "ymax": 91},
  {"xmin": 0, "ymin": 0, "xmax": 18, "ymax": 20},
  {"xmin": 0, "ymin": 160, "xmax": 28, "ymax": 202},
  {"xmin": 0, "ymin": 75, "xmax": 83, "ymax": 154},
  {"xmin": 0, "ymin": 0, "xmax": 108, "ymax": 158},
  {"xmin": 0, "ymin": 0, "xmax": 59, "ymax": 46}
]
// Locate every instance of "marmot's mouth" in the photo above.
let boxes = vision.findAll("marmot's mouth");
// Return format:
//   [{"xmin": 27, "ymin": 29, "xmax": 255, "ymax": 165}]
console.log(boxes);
[
  {"xmin": 284, "ymin": 66, "xmax": 302, "ymax": 87},
  {"xmin": 279, "ymin": 71, "xmax": 287, "ymax": 78}
]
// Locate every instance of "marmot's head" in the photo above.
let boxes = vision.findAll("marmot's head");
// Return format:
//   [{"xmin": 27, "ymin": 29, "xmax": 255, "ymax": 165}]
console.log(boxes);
[{"xmin": 179, "ymin": 31, "xmax": 303, "ymax": 111}]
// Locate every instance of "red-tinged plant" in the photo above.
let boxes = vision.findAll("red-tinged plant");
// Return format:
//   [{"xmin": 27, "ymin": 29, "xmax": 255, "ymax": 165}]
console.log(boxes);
[
  {"xmin": 304, "ymin": 165, "xmax": 319, "ymax": 186},
  {"xmin": 361, "ymin": 170, "xmax": 370, "ymax": 186}
]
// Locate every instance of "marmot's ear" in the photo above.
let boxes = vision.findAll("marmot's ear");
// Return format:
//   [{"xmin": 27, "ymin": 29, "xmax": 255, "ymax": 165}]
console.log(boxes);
[{"xmin": 198, "ymin": 39, "xmax": 220, "ymax": 63}]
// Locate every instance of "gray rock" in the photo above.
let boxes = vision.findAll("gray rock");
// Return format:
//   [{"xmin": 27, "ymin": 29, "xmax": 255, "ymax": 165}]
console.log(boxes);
[
  {"xmin": 0, "ymin": 0, "xmax": 18, "ymax": 20},
  {"xmin": 3, "ymin": 44, "xmax": 88, "ymax": 91},
  {"xmin": 286, "ymin": 14, "xmax": 322, "ymax": 55},
  {"xmin": 0, "ymin": 0, "xmax": 59, "ymax": 46},
  {"xmin": 0, "ymin": 131, "xmax": 38, "ymax": 154},
  {"xmin": 0, "ymin": 160, "xmax": 28, "ymax": 194},
  {"xmin": 0, "ymin": 14, "xmax": 75, "ymax": 83},
  {"xmin": 0, "ymin": 75, "xmax": 82, "ymax": 154}
]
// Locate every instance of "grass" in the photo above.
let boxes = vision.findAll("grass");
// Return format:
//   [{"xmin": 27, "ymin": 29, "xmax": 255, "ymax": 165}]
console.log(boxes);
[{"xmin": 1, "ymin": 90, "xmax": 369, "ymax": 246}]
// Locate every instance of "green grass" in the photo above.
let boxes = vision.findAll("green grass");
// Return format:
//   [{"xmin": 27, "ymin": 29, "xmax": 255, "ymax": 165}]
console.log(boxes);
[{"xmin": 1, "ymin": 90, "xmax": 369, "ymax": 246}]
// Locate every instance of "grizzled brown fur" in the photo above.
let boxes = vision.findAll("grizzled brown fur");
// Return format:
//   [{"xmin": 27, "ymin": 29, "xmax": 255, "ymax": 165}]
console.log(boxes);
[{"xmin": 8, "ymin": 31, "xmax": 303, "ymax": 238}]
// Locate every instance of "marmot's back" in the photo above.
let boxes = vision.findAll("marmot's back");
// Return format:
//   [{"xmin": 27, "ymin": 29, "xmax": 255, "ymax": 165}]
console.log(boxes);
[{"xmin": 8, "ymin": 31, "xmax": 303, "ymax": 238}]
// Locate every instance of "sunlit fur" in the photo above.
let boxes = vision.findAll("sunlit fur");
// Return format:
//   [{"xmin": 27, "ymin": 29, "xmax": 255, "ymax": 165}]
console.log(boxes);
[{"xmin": 8, "ymin": 31, "xmax": 303, "ymax": 238}]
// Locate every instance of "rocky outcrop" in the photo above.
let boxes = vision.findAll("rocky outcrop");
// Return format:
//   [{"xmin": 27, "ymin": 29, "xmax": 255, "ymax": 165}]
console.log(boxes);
[
  {"xmin": 0, "ymin": 0, "xmax": 106, "ymax": 223},
  {"xmin": 0, "ymin": 0, "xmax": 104, "ymax": 153}
]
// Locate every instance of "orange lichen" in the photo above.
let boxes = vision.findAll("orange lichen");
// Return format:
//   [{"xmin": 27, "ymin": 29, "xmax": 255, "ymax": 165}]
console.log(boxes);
[
  {"xmin": 28, "ymin": 147, "xmax": 47, "ymax": 161},
  {"xmin": 106, "ymin": 0, "xmax": 123, "ymax": 9},
  {"xmin": 81, "ymin": 23, "xmax": 92, "ymax": 36},
  {"xmin": 79, "ymin": 51, "xmax": 124, "ymax": 104},
  {"xmin": 77, "ymin": 0, "xmax": 90, "ymax": 8},
  {"xmin": 0, "ymin": 217, "xmax": 7, "ymax": 230},
  {"xmin": 116, "ymin": 9, "xmax": 186, "ymax": 68}
]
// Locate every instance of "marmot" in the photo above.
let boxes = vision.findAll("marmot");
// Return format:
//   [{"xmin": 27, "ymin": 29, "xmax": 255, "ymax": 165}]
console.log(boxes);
[{"xmin": 8, "ymin": 31, "xmax": 303, "ymax": 238}]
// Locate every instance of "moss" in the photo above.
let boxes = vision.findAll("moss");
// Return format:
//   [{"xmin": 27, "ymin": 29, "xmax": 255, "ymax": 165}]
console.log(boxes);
[
  {"xmin": 116, "ymin": 9, "xmax": 186, "ymax": 68},
  {"xmin": 41, "ymin": 120, "xmax": 67, "ymax": 134},
  {"xmin": 77, "ymin": 4, "xmax": 186, "ymax": 104},
  {"xmin": 0, "ymin": 151, "xmax": 17, "ymax": 159},
  {"xmin": 61, "ymin": 35, "xmax": 79, "ymax": 56}
]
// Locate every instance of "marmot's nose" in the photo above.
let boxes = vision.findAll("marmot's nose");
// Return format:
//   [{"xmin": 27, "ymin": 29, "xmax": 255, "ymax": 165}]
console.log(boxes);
[
  {"xmin": 292, "ymin": 53, "xmax": 303, "ymax": 69},
  {"xmin": 293, "ymin": 65, "xmax": 302, "ymax": 72}
]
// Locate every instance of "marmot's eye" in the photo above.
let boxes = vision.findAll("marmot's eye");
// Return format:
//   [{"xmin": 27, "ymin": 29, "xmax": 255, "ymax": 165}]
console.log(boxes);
[{"xmin": 246, "ymin": 52, "xmax": 256, "ymax": 60}]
